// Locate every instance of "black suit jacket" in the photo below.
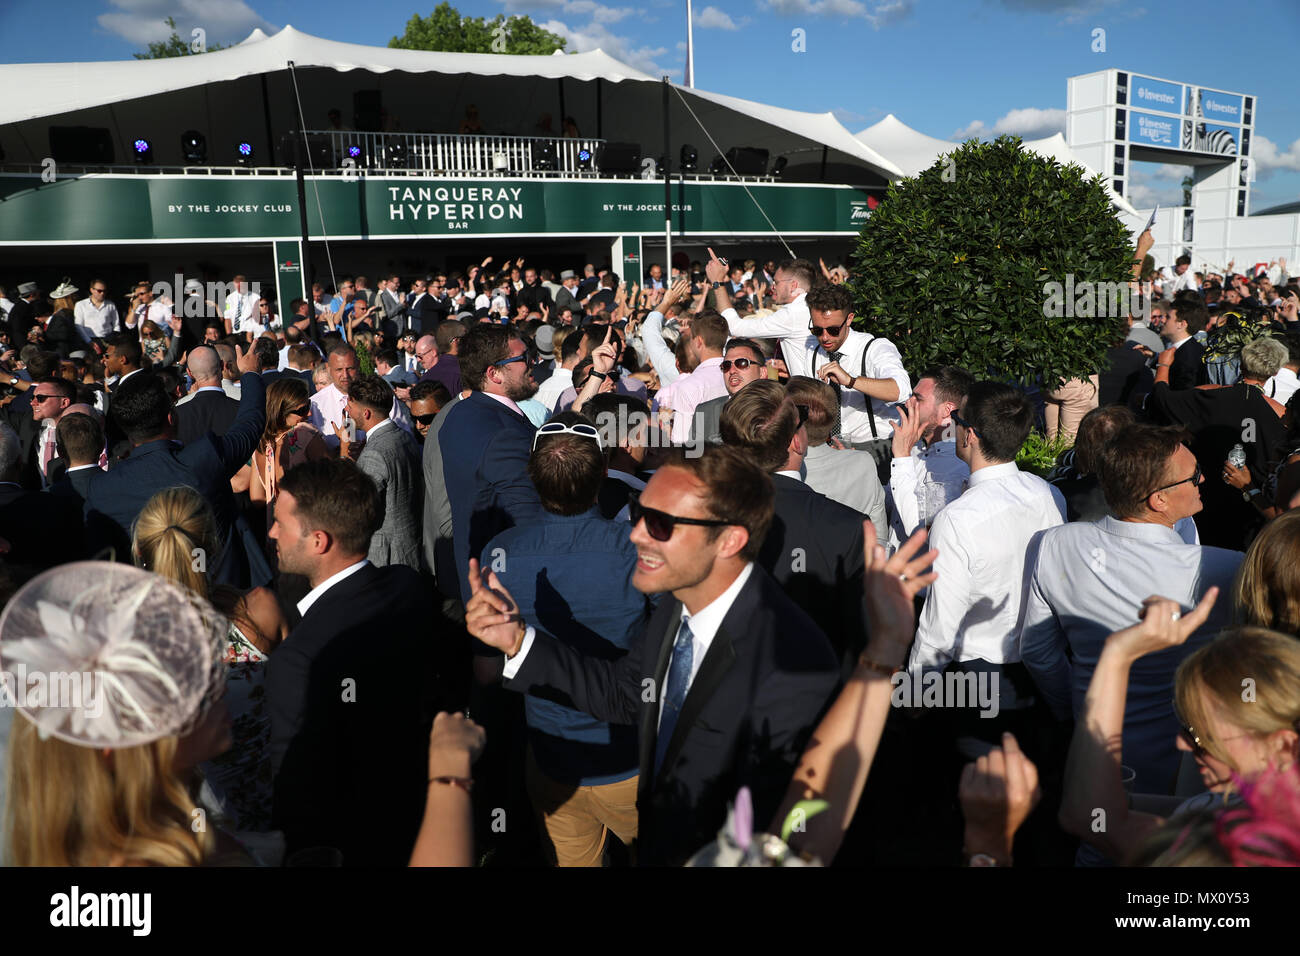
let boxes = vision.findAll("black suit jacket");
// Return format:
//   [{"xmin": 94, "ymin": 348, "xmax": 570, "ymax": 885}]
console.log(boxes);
[
  {"xmin": 762, "ymin": 474, "xmax": 868, "ymax": 677},
  {"xmin": 6, "ymin": 299, "xmax": 35, "ymax": 348},
  {"xmin": 83, "ymin": 372, "xmax": 270, "ymax": 588},
  {"xmin": 175, "ymin": 389, "xmax": 240, "ymax": 446},
  {"xmin": 1168, "ymin": 339, "xmax": 1207, "ymax": 391},
  {"xmin": 266, "ymin": 562, "xmax": 460, "ymax": 866},
  {"xmin": 597, "ymin": 474, "xmax": 638, "ymax": 520},
  {"xmin": 508, "ymin": 563, "xmax": 840, "ymax": 866},
  {"xmin": 45, "ymin": 309, "xmax": 80, "ymax": 359},
  {"xmin": 0, "ymin": 482, "xmax": 83, "ymax": 569},
  {"xmin": 49, "ymin": 465, "xmax": 100, "ymax": 513}
]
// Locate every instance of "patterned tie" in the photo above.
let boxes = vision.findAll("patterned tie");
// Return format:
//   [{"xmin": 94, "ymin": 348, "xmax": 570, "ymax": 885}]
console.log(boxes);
[
  {"xmin": 831, "ymin": 350, "xmax": 844, "ymax": 364},
  {"xmin": 654, "ymin": 618, "xmax": 695, "ymax": 775},
  {"xmin": 40, "ymin": 424, "xmax": 57, "ymax": 484}
]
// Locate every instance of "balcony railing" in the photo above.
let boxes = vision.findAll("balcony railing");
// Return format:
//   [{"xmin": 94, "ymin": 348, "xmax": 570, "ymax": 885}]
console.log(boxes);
[{"xmin": 301, "ymin": 130, "xmax": 609, "ymax": 178}]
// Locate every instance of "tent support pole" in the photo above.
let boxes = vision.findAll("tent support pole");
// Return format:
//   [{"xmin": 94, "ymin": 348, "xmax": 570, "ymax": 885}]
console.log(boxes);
[
  {"xmin": 820, "ymin": 145, "xmax": 827, "ymax": 182},
  {"xmin": 596, "ymin": 79, "xmax": 603, "ymax": 138},
  {"xmin": 557, "ymin": 79, "xmax": 566, "ymax": 132},
  {"xmin": 261, "ymin": 74, "xmax": 276, "ymax": 166},
  {"xmin": 293, "ymin": 132, "xmax": 316, "ymax": 341},
  {"xmin": 662, "ymin": 77, "xmax": 671, "ymax": 275}
]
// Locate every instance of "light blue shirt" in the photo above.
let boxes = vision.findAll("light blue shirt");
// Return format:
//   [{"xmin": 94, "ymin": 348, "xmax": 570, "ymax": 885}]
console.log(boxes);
[{"xmin": 1020, "ymin": 515, "xmax": 1243, "ymax": 794}]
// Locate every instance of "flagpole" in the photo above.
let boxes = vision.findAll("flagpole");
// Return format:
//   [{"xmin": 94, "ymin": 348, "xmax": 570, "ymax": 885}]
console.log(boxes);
[{"xmin": 685, "ymin": 0, "xmax": 695, "ymax": 88}]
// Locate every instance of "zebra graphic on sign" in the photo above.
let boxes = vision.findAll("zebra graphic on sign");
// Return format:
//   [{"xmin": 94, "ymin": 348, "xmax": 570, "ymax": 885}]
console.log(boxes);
[{"xmin": 1194, "ymin": 123, "xmax": 1238, "ymax": 155}]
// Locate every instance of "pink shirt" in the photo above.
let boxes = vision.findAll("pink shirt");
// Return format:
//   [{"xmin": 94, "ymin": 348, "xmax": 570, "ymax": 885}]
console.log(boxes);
[{"xmin": 655, "ymin": 356, "xmax": 727, "ymax": 444}]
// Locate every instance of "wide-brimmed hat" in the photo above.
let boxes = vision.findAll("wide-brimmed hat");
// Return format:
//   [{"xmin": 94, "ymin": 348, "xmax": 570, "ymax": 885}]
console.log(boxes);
[
  {"xmin": 50, "ymin": 278, "xmax": 78, "ymax": 299},
  {"xmin": 17, "ymin": 281, "xmax": 39, "ymax": 296}
]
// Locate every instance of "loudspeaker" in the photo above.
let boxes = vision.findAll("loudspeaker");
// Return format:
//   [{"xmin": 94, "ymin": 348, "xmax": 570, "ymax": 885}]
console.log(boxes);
[
  {"xmin": 597, "ymin": 141, "xmax": 642, "ymax": 174},
  {"xmin": 353, "ymin": 90, "xmax": 383, "ymax": 132},
  {"xmin": 49, "ymin": 126, "xmax": 115, "ymax": 164},
  {"xmin": 724, "ymin": 146, "xmax": 769, "ymax": 176}
]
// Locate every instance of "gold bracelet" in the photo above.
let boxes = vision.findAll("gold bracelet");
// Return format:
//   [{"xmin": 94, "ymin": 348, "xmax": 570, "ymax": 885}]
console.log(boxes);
[{"xmin": 857, "ymin": 653, "xmax": 900, "ymax": 678}]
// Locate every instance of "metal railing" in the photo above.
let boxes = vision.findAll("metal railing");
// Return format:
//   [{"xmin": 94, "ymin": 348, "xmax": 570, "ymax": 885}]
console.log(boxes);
[{"xmin": 303, "ymin": 130, "xmax": 608, "ymax": 177}]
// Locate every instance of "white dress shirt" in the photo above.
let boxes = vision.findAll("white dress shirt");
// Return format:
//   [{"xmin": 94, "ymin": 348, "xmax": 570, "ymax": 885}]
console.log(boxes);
[
  {"xmin": 225, "ymin": 291, "xmax": 262, "ymax": 336},
  {"xmin": 640, "ymin": 310, "xmax": 682, "ymax": 387},
  {"xmin": 74, "ymin": 298, "xmax": 120, "ymax": 339},
  {"xmin": 297, "ymin": 560, "xmax": 370, "ymax": 617},
  {"xmin": 807, "ymin": 329, "xmax": 911, "ymax": 442},
  {"xmin": 535, "ymin": 366, "xmax": 574, "ymax": 412},
  {"xmin": 723, "ymin": 293, "xmax": 811, "ymax": 369},
  {"xmin": 1265, "ymin": 366, "xmax": 1299, "ymax": 405},
  {"xmin": 909, "ymin": 462, "xmax": 1066, "ymax": 675},
  {"xmin": 310, "ymin": 383, "xmax": 414, "ymax": 451},
  {"xmin": 887, "ymin": 438, "xmax": 971, "ymax": 549},
  {"xmin": 503, "ymin": 562, "xmax": 755, "ymax": 732}
]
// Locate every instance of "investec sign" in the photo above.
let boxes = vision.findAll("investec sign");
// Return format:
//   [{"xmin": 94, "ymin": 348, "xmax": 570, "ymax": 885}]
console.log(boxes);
[{"xmin": 386, "ymin": 184, "xmax": 525, "ymax": 229}]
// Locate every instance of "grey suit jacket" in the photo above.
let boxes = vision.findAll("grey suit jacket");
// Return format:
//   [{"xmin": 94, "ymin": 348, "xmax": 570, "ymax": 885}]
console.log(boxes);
[
  {"xmin": 356, "ymin": 420, "xmax": 423, "ymax": 570},
  {"xmin": 801, "ymin": 442, "xmax": 887, "ymax": 542},
  {"xmin": 421, "ymin": 394, "xmax": 462, "ymax": 595},
  {"xmin": 689, "ymin": 394, "xmax": 728, "ymax": 445}
]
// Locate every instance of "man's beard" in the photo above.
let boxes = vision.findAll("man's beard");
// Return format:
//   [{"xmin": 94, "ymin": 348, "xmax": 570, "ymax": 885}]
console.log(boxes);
[{"xmin": 506, "ymin": 376, "xmax": 539, "ymax": 402}]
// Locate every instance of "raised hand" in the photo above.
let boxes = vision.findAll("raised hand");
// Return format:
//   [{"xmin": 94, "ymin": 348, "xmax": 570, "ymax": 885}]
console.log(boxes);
[
  {"xmin": 591, "ymin": 324, "xmax": 618, "ymax": 375},
  {"xmin": 817, "ymin": 359, "xmax": 852, "ymax": 388},
  {"xmin": 1105, "ymin": 588, "xmax": 1218, "ymax": 663},
  {"xmin": 891, "ymin": 396, "xmax": 926, "ymax": 457},
  {"xmin": 862, "ymin": 522, "xmax": 937, "ymax": 665},
  {"xmin": 235, "ymin": 343, "xmax": 259, "ymax": 375},
  {"xmin": 959, "ymin": 733, "xmax": 1041, "ymax": 863},
  {"xmin": 465, "ymin": 557, "xmax": 526, "ymax": 655},
  {"xmin": 705, "ymin": 247, "xmax": 729, "ymax": 283}
]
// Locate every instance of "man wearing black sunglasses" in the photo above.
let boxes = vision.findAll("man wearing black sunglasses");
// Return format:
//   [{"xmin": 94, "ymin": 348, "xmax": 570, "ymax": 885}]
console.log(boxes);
[
  {"xmin": 465, "ymin": 444, "xmax": 839, "ymax": 866},
  {"xmin": 689, "ymin": 337, "xmax": 766, "ymax": 445}
]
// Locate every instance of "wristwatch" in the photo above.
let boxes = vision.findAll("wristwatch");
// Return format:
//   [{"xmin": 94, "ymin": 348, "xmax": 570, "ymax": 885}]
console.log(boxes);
[
  {"xmin": 711, "ymin": 281, "xmax": 723, "ymax": 289},
  {"xmin": 1244, "ymin": 487, "xmax": 1263, "ymax": 503},
  {"xmin": 588, "ymin": 370, "xmax": 608, "ymax": 382}
]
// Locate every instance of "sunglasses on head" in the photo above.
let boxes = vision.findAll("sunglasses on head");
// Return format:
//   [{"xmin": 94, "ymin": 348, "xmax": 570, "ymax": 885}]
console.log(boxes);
[
  {"xmin": 628, "ymin": 491, "xmax": 732, "ymax": 542},
  {"xmin": 720, "ymin": 357, "xmax": 759, "ymax": 372},
  {"xmin": 532, "ymin": 420, "xmax": 602, "ymax": 451},
  {"xmin": 809, "ymin": 320, "xmax": 846, "ymax": 337}
]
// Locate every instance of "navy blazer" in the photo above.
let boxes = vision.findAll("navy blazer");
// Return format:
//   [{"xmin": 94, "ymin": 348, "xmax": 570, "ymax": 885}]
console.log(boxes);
[
  {"xmin": 83, "ymin": 372, "xmax": 271, "ymax": 589},
  {"xmin": 439, "ymin": 391, "xmax": 541, "ymax": 604},
  {"xmin": 508, "ymin": 563, "xmax": 840, "ymax": 866}
]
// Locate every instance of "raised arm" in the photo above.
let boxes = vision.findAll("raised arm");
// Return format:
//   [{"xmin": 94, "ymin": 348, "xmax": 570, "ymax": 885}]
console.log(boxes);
[
  {"xmin": 213, "ymin": 347, "xmax": 267, "ymax": 476},
  {"xmin": 1059, "ymin": 589, "xmax": 1218, "ymax": 862}
]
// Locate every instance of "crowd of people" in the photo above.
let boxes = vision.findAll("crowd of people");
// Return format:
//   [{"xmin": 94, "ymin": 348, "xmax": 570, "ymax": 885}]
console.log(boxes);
[{"xmin": 1, "ymin": 235, "xmax": 1299, "ymax": 869}]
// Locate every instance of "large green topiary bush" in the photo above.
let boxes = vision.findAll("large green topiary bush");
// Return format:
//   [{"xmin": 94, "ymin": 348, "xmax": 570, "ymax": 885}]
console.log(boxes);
[{"xmin": 847, "ymin": 135, "xmax": 1134, "ymax": 389}]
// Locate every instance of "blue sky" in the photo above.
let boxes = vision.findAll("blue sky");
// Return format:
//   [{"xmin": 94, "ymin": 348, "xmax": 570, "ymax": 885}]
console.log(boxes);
[{"xmin": 2, "ymin": 0, "xmax": 1297, "ymax": 208}]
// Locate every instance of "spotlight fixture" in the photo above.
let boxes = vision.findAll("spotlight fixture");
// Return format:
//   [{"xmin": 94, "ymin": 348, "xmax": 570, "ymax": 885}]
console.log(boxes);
[
  {"xmin": 492, "ymin": 150, "xmax": 509, "ymax": 173},
  {"xmin": 348, "ymin": 145, "xmax": 362, "ymax": 159},
  {"xmin": 771, "ymin": 156, "xmax": 788, "ymax": 177},
  {"xmin": 181, "ymin": 129, "xmax": 207, "ymax": 164},
  {"xmin": 708, "ymin": 154, "xmax": 727, "ymax": 175},
  {"xmin": 680, "ymin": 144, "xmax": 698, "ymax": 172},
  {"xmin": 132, "ymin": 138, "xmax": 153, "ymax": 164},
  {"xmin": 387, "ymin": 141, "xmax": 408, "ymax": 169},
  {"xmin": 236, "ymin": 141, "xmax": 254, "ymax": 166},
  {"xmin": 577, "ymin": 147, "xmax": 593, "ymax": 171},
  {"xmin": 532, "ymin": 139, "xmax": 557, "ymax": 172}
]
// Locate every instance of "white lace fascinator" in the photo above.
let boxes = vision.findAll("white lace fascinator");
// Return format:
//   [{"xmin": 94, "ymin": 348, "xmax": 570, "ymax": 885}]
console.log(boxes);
[{"xmin": 0, "ymin": 563, "xmax": 227, "ymax": 748}]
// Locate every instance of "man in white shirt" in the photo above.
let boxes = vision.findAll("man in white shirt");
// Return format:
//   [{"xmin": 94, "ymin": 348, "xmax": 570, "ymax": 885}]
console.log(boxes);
[
  {"xmin": 713, "ymin": 252, "xmax": 813, "ymax": 377},
  {"xmin": 310, "ymin": 343, "xmax": 413, "ymax": 453},
  {"xmin": 887, "ymin": 365, "xmax": 976, "ymax": 548},
  {"xmin": 1020, "ymin": 423, "xmax": 1242, "ymax": 796},
  {"xmin": 535, "ymin": 327, "xmax": 581, "ymax": 412},
  {"xmin": 74, "ymin": 279, "xmax": 119, "ymax": 340},
  {"xmin": 1166, "ymin": 254, "xmax": 1200, "ymax": 295},
  {"xmin": 223, "ymin": 275, "xmax": 261, "ymax": 337},
  {"xmin": 638, "ymin": 279, "xmax": 693, "ymax": 389},
  {"xmin": 909, "ymin": 382, "xmax": 1066, "ymax": 725}
]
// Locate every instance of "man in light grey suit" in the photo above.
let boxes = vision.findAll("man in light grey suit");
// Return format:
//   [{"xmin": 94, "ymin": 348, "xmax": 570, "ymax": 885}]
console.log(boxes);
[
  {"xmin": 785, "ymin": 375, "xmax": 887, "ymax": 542},
  {"xmin": 347, "ymin": 374, "xmax": 422, "ymax": 570},
  {"xmin": 689, "ymin": 336, "xmax": 768, "ymax": 445},
  {"xmin": 421, "ymin": 385, "xmax": 468, "ymax": 613}
]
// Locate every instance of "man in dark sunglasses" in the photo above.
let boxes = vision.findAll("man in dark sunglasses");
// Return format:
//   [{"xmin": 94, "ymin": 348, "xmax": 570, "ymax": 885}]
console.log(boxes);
[
  {"xmin": 465, "ymin": 444, "xmax": 839, "ymax": 866},
  {"xmin": 689, "ymin": 338, "xmax": 767, "ymax": 445}
]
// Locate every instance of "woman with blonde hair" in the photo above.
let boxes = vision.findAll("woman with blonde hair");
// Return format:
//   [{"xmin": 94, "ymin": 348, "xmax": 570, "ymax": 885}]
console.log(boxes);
[
  {"xmin": 132, "ymin": 486, "xmax": 285, "ymax": 837},
  {"xmin": 1060, "ymin": 588, "xmax": 1300, "ymax": 864},
  {"xmin": 139, "ymin": 319, "xmax": 169, "ymax": 366},
  {"xmin": 1234, "ymin": 509, "xmax": 1300, "ymax": 635},
  {"xmin": 2, "ymin": 563, "xmax": 235, "ymax": 865}
]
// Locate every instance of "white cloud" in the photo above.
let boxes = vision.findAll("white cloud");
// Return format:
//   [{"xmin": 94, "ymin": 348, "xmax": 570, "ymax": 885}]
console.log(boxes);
[
  {"xmin": 952, "ymin": 107, "xmax": 1066, "ymax": 140},
  {"xmin": 97, "ymin": 0, "xmax": 275, "ymax": 47},
  {"xmin": 759, "ymin": 0, "xmax": 913, "ymax": 25},
  {"xmin": 994, "ymin": 0, "xmax": 1127, "ymax": 25},
  {"xmin": 540, "ymin": 18, "xmax": 672, "ymax": 75},
  {"xmin": 694, "ymin": 5, "xmax": 745, "ymax": 29},
  {"xmin": 831, "ymin": 107, "xmax": 870, "ymax": 128},
  {"xmin": 1253, "ymin": 134, "xmax": 1300, "ymax": 175},
  {"xmin": 1125, "ymin": 165, "xmax": 1190, "ymax": 209},
  {"xmin": 562, "ymin": 1, "xmax": 636, "ymax": 24}
]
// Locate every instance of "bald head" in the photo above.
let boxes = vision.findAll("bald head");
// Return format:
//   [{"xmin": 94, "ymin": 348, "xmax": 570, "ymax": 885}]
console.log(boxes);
[
  {"xmin": 416, "ymin": 334, "xmax": 438, "ymax": 371},
  {"xmin": 187, "ymin": 346, "xmax": 223, "ymax": 385},
  {"xmin": 60, "ymin": 402, "xmax": 97, "ymax": 421}
]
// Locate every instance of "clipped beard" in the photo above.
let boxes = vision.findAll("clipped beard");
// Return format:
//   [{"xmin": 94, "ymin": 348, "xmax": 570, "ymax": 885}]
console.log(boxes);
[{"xmin": 506, "ymin": 377, "xmax": 539, "ymax": 402}]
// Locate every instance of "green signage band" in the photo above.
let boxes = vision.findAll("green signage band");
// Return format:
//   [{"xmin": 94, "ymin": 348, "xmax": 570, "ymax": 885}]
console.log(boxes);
[{"xmin": 0, "ymin": 174, "xmax": 872, "ymax": 244}]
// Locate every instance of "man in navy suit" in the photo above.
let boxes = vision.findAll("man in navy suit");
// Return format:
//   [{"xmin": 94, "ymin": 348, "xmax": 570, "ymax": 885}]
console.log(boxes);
[
  {"xmin": 467, "ymin": 445, "xmax": 841, "ymax": 866},
  {"xmin": 174, "ymin": 346, "xmax": 240, "ymax": 445},
  {"xmin": 438, "ymin": 324, "xmax": 541, "ymax": 606},
  {"xmin": 83, "ymin": 344, "xmax": 272, "ymax": 589},
  {"xmin": 48, "ymin": 409, "xmax": 105, "ymax": 511},
  {"xmin": 266, "ymin": 458, "xmax": 458, "ymax": 866}
]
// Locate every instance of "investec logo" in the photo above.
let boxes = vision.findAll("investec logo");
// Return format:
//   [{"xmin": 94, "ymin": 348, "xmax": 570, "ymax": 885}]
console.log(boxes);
[
  {"xmin": 849, "ymin": 200, "xmax": 870, "ymax": 224},
  {"xmin": 387, "ymin": 185, "xmax": 525, "ymax": 230}
]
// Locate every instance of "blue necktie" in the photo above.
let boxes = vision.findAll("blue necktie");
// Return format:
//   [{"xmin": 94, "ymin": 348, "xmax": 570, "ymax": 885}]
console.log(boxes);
[{"xmin": 654, "ymin": 618, "xmax": 695, "ymax": 775}]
